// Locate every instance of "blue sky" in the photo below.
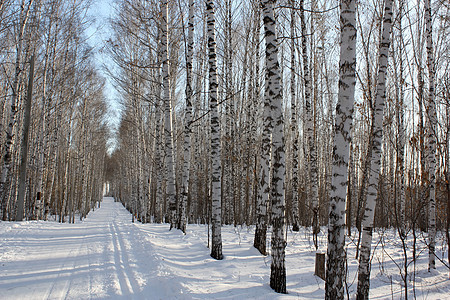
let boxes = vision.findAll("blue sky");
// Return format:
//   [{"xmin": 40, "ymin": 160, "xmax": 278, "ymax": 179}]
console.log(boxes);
[{"xmin": 87, "ymin": 0, "xmax": 120, "ymax": 152}]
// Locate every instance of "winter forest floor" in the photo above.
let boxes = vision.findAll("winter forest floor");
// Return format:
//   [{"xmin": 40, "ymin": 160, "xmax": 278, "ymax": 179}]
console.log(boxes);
[{"xmin": 0, "ymin": 197, "xmax": 448, "ymax": 299}]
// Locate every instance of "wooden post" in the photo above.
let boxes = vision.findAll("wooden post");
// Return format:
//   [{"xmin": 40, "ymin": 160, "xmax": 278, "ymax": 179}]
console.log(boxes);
[{"xmin": 315, "ymin": 252, "xmax": 326, "ymax": 280}]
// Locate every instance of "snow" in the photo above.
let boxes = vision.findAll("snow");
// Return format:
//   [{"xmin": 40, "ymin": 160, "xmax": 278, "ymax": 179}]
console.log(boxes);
[{"xmin": 0, "ymin": 197, "xmax": 448, "ymax": 299}]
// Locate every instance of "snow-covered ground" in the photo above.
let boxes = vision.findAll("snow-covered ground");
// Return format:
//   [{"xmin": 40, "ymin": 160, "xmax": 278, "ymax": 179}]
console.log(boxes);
[{"xmin": 0, "ymin": 197, "xmax": 448, "ymax": 299}]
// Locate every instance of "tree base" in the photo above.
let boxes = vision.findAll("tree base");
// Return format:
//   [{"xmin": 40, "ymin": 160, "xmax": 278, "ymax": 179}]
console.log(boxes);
[
  {"xmin": 270, "ymin": 264, "xmax": 287, "ymax": 294},
  {"xmin": 210, "ymin": 243, "xmax": 223, "ymax": 260},
  {"xmin": 356, "ymin": 270, "xmax": 369, "ymax": 300}
]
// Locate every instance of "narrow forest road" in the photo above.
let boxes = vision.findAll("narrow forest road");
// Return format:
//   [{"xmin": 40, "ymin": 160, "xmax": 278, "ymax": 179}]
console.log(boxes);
[
  {"xmin": 0, "ymin": 198, "xmax": 292, "ymax": 300},
  {"xmin": 0, "ymin": 197, "xmax": 192, "ymax": 300},
  {"xmin": 2, "ymin": 197, "xmax": 448, "ymax": 299}
]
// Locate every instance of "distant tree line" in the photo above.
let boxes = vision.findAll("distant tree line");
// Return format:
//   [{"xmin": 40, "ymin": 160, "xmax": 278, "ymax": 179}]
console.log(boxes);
[{"xmin": 0, "ymin": 0, "xmax": 108, "ymax": 223}]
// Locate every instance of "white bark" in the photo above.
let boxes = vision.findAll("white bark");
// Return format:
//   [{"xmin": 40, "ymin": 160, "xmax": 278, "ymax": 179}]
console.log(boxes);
[
  {"xmin": 79, "ymin": 94, "xmax": 89, "ymax": 220},
  {"xmin": 16, "ymin": 54, "xmax": 35, "ymax": 221},
  {"xmin": 223, "ymin": 0, "xmax": 234, "ymax": 226},
  {"xmin": 300, "ymin": 0, "xmax": 319, "ymax": 241},
  {"xmin": 153, "ymin": 28, "xmax": 164, "ymax": 223},
  {"xmin": 290, "ymin": 0, "xmax": 299, "ymax": 232},
  {"xmin": 161, "ymin": 0, "xmax": 177, "ymax": 228},
  {"xmin": 356, "ymin": 0, "xmax": 393, "ymax": 298},
  {"xmin": 256, "ymin": 45, "xmax": 271, "ymax": 249},
  {"xmin": 325, "ymin": 0, "xmax": 357, "ymax": 298},
  {"xmin": 34, "ymin": 9, "xmax": 55, "ymax": 219},
  {"xmin": 260, "ymin": 0, "xmax": 287, "ymax": 294},
  {"xmin": 206, "ymin": 0, "xmax": 223, "ymax": 260},
  {"xmin": 425, "ymin": 0, "xmax": 437, "ymax": 271},
  {"xmin": 396, "ymin": 0, "xmax": 406, "ymax": 238},
  {"xmin": 179, "ymin": 0, "xmax": 194, "ymax": 233},
  {"xmin": 1, "ymin": 0, "xmax": 33, "ymax": 220},
  {"xmin": 253, "ymin": 2, "xmax": 267, "ymax": 255}
]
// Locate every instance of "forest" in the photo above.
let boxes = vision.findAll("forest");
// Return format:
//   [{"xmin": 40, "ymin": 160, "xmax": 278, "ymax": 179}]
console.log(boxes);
[{"xmin": 0, "ymin": 0, "xmax": 449, "ymax": 299}]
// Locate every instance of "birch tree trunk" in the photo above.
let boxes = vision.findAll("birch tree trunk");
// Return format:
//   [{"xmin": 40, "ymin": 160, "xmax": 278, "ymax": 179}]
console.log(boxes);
[
  {"xmin": 0, "ymin": 0, "xmax": 33, "ymax": 220},
  {"xmin": 325, "ymin": 0, "xmax": 357, "ymax": 298},
  {"xmin": 35, "ymin": 6, "xmax": 57, "ymax": 219},
  {"xmin": 260, "ymin": 0, "xmax": 287, "ymax": 293},
  {"xmin": 178, "ymin": 0, "xmax": 194, "ymax": 233},
  {"xmin": 153, "ymin": 27, "xmax": 164, "ymax": 223},
  {"xmin": 253, "ymin": 2, "xmax": 269, "ymax": 255},
  {"xmin": 79, "ymin": 94, "xmax": 89, "ymax": 220},
  {"xmin": 356, "ymin": 0, "xmax": 393, "ymax": 298},
  {"xmin": 396, "ymin": 0, "xmax": 406, "ymax": 238},
  {"xmin": 61, "ymin": 101, "xmax": 76, "ymax": 223},
  {"xmin": 290, "ymin": 0, "xmax": 299, "ymax": 232},
  {"xmin": 416, "ymin": 0, "xmax": 427, "ymax": 233},
  {"xmin": 222, "ymin": 0, "xmax": 234, "ymax": 226},
  {"xmin": 300, "ymin": 0, "xmax": 319, "ymax": 244},
  {"xmin": 346, "ymin": 142, "xmax": 354, "ymax": 236},
  {"xmin": 425, "ymin": 0, "xmax": 436, "ymax": 271},
  {"xmin": 16, "ymin": 54, "xmax": 34, "ymax": 221},
  {"xmin": 161, "ymin": 0, "xmax": 177, "ymax": 229},
  {"xmin": 206, "ymin": 0, "xmax": 223, "ymax": 260}
]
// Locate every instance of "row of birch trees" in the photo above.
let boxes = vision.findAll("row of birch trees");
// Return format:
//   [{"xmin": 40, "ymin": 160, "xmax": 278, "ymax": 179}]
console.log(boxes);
[
  {"xmin": 0, "ymin": 0, "xmax": 108, "ymax": 222},
  {"xmin": 105, "ymin": 0, "xmax": 450, "ymax": 297}
]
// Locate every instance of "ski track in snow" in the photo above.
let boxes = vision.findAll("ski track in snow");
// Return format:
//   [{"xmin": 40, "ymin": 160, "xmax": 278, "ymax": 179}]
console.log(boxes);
[{"xmin": 0, "ymin": 197, "xmax": 449, "ymax": 299}]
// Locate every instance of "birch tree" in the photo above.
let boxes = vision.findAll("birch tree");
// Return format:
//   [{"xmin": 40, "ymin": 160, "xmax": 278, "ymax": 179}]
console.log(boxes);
[
  {"xmin": 178, "ymin": 0, "xmax": 194, "ymax": 233},
  {"xmin": 0, "ymin": 0, "xmax": 34, "ymax": 220},
  {"xmin": 356, "ymin": 0, "xmax": 393, "ymax": 298},
  {"xmin": 325, "ymin": 0, "xmax": 357, "ymax": 298},
  {"xmin": 290, "ymin": 0, "xmax": 300, "ymax": 232},
  {"xmin": 206, "ymin": 0, "xmax": 223, "ymax": 260},
  {"xmin": 251, "ymin": 1, "xmax": 270, "ymax": 256},
  {"xmin": 299, "ymin": 0, "xmax": 319, "ymax": 243},
  {"xmin": 161, "ymin": 0, "xmax": 177, "ymax": 229},
  {"xmin": 394, "ymin": 0, "xmax": 406, "ymax": 239},
  {"xmin": 260, "ymin": 0, "xmax": 287, "ymax": 293},
  {"xmin": 425, "ymin": 0, "xmax": 437, "ymax": 271},
  {"xmin": 254, "ymin": 1, "xmax": 269, "ymax": 255},
  {"xmin": 33, "ymin": 0, "xmax": 61, "ymax": 220},
  {"xmin": 16, "ymin": 54, "xmax": 34, "ymax": 221},
  {"xmin": 154, "ymin": 27, "xmax": 164, "ymax": 223}
]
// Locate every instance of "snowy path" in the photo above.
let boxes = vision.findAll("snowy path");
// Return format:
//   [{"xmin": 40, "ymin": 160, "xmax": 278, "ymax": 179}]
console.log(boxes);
[
  {"xmin": 1, "ymin": 197, "xmax": 449, "ymax": 299},
  {"xmin": 0, "ymin": 198, "xmax": 186, "ymax": 299},
  {"xmin": 0, "ymin": 197, "xmax": 279, "ymax": 300},
  {"xmin": 1, "ymin": 198, "xmax": 147, "ymax": 299}
]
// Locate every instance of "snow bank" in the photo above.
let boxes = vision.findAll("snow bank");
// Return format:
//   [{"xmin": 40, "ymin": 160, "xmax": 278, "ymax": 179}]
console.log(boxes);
[{"xmin": 0, "ymin": 197, "xmax": 448, "ymax": 299}]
